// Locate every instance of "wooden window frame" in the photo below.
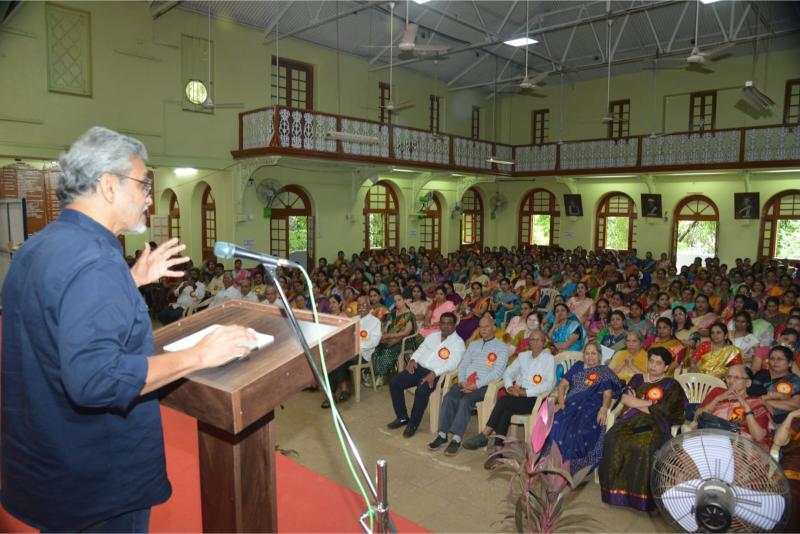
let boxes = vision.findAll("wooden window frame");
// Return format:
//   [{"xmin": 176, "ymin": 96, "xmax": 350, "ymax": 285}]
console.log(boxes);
[
  {"xmin": 460, "ymin": 187, "xmax": 483, "ymax": 249},
  {"xmin": 429, "ymin": 95, "xmax": 440, "ymax": 133},
  {"xmin": 594, "ymin": 192, "xmax": 636, "ymax": 252},
  {"xmin": 531, "ymin": 109, "xmax": 549, "ymax": 145},
  {"xmin": 379, "ymin": 82, "xmax": 392, "ymax": 124},
  {"xmin": 168, "ymin": 190, "xmax": 180, "ymax": 240},
  {"xmin": 783, "ymin": 78, "xmax": 800, "ymax": 125},
  {"xmin": 607, "ymin": 99, "xmax": 630, "ymax": 139},
  {"xmin": 689, "ymin": 90, "xmax": 716, "ymax": 132},
  {"xmin": 518, "ymin": 188, "xmax": 560, "ymax": 248},
  {"xmin": 270, "ymin": 184, "xmax": 314, "ymax": 265},
  {"xmin": 471, "ymin": 106, "xmax": 480, "ymax": 139},
  {"xmin": 201, "ymin": 185, "xmax": 216, "ymax": 262},
  {"xmin": 363, "ymin": 181, "xmax": 399, "ymax": 252},
  {"xmin": 759, "ymin": 189, "xmax": 800, "ymax": 260},
  {"xmin": 271, "ymin": 56, "xmax": 314, "ymax": 110},
  {"xmin": 420, "ymin": 194, "xmax": 442, "ymax": 252},
  {"xmin": 670, "ymin": 195, "xmax": 720, "ymax": 262}
]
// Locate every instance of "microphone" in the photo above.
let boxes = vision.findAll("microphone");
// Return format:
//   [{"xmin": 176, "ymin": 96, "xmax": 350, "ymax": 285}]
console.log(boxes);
[{"xmin": 214, "ymin": 241, "xmax": 299, "ymax": 268}]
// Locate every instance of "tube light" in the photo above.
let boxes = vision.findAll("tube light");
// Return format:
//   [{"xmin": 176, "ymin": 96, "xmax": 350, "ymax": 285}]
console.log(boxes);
[
  {"xmin": 391, "ymin": 168, "xmax": 418, "ymax": 173},
  {"xmin": 325, "ymin": 131, "xmax": 380, "ymax": 145},
  {"xmin": 175, "ymin": 168, "xmax": 197, "ymax": 176},
  {"xmin": 504, "ymin": 37, "xmax": 538, "ymax": 47}
]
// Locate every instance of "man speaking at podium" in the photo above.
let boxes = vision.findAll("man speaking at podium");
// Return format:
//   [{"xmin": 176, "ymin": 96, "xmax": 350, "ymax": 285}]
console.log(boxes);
[{"xmin": 1, "ymin": 127, "xmax": 256, "ymax": 532}]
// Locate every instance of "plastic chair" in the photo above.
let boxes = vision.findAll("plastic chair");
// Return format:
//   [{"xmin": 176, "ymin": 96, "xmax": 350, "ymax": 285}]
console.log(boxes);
[
  {"xmin": 395, "ymin": 328, "xmax": 421, "ymax": 372},
  {"xmin": 183, "ymin": 299, "xmax": 211, "ymax": 317},
  {"xmin": 453, "ymin": 283, "xmax": 467, "ymax": 298},
  {"xmin": 675, "ymin": 372, "xmax": 726, "ymax": 435},
  {"xmin": 349, "ymin": 355, "xmax": 376, "ymax": 403},
  {"xmin": 594, "ymin": 409, "xmax": 617, "ymax": 483},
  {"xmin": 537, "ymin": 288, "xmax": 560, "ymax": 313},
  {"xmin": 402, "ymin": 371, "xmax": 457, "ymax": 434},
  {"xmin": 475, "ymin": 378, "xmax": 505, "ymax": 431}
]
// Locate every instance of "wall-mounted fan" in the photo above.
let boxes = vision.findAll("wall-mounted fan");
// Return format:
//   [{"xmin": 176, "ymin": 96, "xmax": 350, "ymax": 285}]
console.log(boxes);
[
  {"xmin": 451, "ymin": 202, "xmax": 463, "ymax": 219},
  {"xmin": 490, "ymin": 192, "xmax": 508, "ymax": 219},
  {"xmin": 652, "ymin": 429, "xmax": 789, "ymax": 533},
  {"xmin": 256, "ymin": 178, "xmax": 282, "ymax": 206}
]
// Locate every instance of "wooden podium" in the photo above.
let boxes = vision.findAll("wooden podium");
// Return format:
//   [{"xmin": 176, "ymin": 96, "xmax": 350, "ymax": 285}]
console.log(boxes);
[{"xmin": 154, "ymin": 301, "xmax": 359, "ymax": 532}]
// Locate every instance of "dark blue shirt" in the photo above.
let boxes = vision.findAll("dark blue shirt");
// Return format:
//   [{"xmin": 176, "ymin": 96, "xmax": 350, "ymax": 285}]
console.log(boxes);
[{"xmin": 1, "ymin": 209, "xmax": 171, "ymax": 531}]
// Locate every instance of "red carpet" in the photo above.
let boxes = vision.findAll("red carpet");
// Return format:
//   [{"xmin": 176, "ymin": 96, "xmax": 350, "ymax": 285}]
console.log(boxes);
[{"xmin": 0, "ymin": 406, "xmax": 427, "ymax": 533}]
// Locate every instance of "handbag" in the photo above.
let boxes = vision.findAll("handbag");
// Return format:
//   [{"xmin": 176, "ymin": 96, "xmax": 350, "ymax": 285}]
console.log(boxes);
[{"xmin": 697, "ymin": 411, "xmax": 740, "ymax": 433}]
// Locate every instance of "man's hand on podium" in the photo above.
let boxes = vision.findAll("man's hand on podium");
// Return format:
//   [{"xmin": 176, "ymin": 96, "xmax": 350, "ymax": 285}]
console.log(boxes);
[{"xmin": 193, "ymin": 325, "xmax": 259, "ymax": 368}]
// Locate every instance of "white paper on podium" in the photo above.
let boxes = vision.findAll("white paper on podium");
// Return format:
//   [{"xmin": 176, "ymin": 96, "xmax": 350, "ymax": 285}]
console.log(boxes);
[
  {"xmin": 163, "ymin": 324, "xmax": 274, "ymax": 354},
  {"xmin": 600, "ymin": 345, "xmax": 616, "ymax": 364}
]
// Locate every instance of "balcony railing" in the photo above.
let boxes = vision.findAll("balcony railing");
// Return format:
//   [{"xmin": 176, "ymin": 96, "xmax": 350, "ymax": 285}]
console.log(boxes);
[{"xmin": 234, "ymin": 105, "xmax": 800, "ymax": 176}]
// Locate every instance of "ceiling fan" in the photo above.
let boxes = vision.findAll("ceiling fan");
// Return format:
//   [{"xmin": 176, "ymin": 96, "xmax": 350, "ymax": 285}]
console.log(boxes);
[
  {"xmin": 518, "ymin": 0, "xmax": 549, "ymax": 94},
  {"xmin": 381, "ymin": 3, "xmax": 414, "ymax": 112},
  {"xmin": 686, "ymin": 0, "xmax": 734, "ymax": 65},
  {"xmin": 201, "ymin": 4, "xmax": 244, "ymax": 110},
  {"xmin": 397, "ymin": 2, "xmax": 450, "ymax": 59}
]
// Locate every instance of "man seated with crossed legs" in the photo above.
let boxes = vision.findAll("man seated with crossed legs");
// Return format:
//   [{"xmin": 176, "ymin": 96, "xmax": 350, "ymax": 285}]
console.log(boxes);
[
  {"xmin": 428, "ymin": 314, "xmax": 511, "ymax": 456},
  {"xmin": 386, "ymin": 312, "xmax": 465, "ymax": 438}
]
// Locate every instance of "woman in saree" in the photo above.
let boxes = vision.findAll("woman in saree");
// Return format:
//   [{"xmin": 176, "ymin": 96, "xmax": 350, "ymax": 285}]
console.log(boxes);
[
  {"xmin": 542, "ymin": 342, "xmax": 621, "ymax": 474},
  {"xmin": 368, "ymin": 288, "xmax": 390, "ymax": 322},
  {"xmin": 456, "ymin": 282, "xmax": 490, "ymax": 340},
  {"xmin": 624, "ymin": 302, "xmax": 652, "ymax": 338},
  {"xmin": 620, "ymin": 274, "xmax": 642, "ymax": 304},
  {"xmin": 407, "ymin": 285, "xmax": 430, "ymax": 326},
  {"xmin": 566, "ymin": 282, "xmax": 595, "ymax": 325},
  {"xmin": 598, "ymin": 347, "xmax": 688, "ymax": 511},
  {"xmin": 587, "ymin": 299, "xmax": 611, "ymax": 342},
  {"xmin": 644, "ymin": 317, "xmax": 687, "ymax": 375},
  {"xmin": 597, "ymin": 310, "xmax": 628, "ymax": 354},
  {"xmin": 689, "ymin": 322, "xmax": 744, "ymax": 379},
  {"xmin": 419, "ymin": 286, "xmax": 457, "ymax": 337},
  {"xmin": 442, "ymin": 281, "xmax": 462, "ymax": 307},
  {"xmin": 691, "ymin": 294, "xmax": 719, "ymax": 339},
  {"xmin": 505, "ymin": 300, "xmax": 537, "ymax": 342},
  {"xmin": 535, "ymin": 265, "xmax": 554, "ymax": 288},
  {"xmin": 608, "ymin": 331, "xmax": 648, "ymax": 385},
  {"xmin": 672, "ymin": 306, "xmax": 697, "ymax": 352},
  {"xmin": 645, "ymin": 291, "xmax": 672, "ymax": 324},
  {"xmin": 729, "ymin": 311, "xmax": 760, "ymax": 365},
  {"xmin": 548, "ymin": 303, "xmax": 586, "ymax": 353},
  {"xmin": 491, "ymin": 277, "xmax": 521, "ymax": 328},
  {"xmin": 515, "ymin": 273, "xmax": 539, "ymax": 304},
  {"xmin": 370, "ymin": 297, "xmax": 422, "ymax": 384},
  {"xmin": 691, "ymin": 365, "xmax": 771, "ymax": 449},
  {"xmin": 761, "ymin": 296, "xmax": 789, "ymax": 330},
  {"xmin": 609, "ymin": 291, "xmax": 630, "ymax": 316}
]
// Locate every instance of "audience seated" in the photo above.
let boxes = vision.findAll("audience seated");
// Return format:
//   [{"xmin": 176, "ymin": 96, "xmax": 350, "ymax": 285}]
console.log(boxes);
[
  {"xmin": 748, "ymin": 346, "xmax": 800, "ymax": 425},
  {"xmin": 462, "ymin": 329, "xmax": 554, "ymax": 468},
  {"xmin": 387, "ymin": 313, "xmax": 464, "ymax": 438},
  {"xmin": 688, "ymin": 322, "xmax": 743, "ymax": 378},
  {"xmin": 208, "ymin": 272, "xmax": 242, "ymax": 307},
  {"xmin": 608, "ymin": 331, "xmax": 648, "ymax": 384},
  {"xmin": 541, "ymin": 342, "xmax": 621, "ymax": 474},
  {"xmin": 456, "ymin": 282, "xmax": 490, "ymax": 340},
  {"xmin": 428, "ymin": 315, "xmax": 510, "ymax": 456},
  {"xmin": 599, "ymin": 347, "xmax": 687, "ymax": 511},
  {"xmin": 419, "ymin": 286, "xmax": 456, "ymax": 337},
  {"xmin": 157, "ymin": 267, "xmax": 205, "ymax": 324},
  {"xmin": 369, "ymin": 297, "xmax": 421, "ymax": 385}
]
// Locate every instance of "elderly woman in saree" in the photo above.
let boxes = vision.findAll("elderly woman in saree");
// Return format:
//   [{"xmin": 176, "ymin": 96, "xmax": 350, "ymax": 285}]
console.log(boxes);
[
  {"xmin": 456, "ymin": 282, "xmax": 490, "ymax": 340},
  {"xmin": 419, "ymin": 285, "xmax": 457, "ymax": 338},
  {"xmin": 547, "ymin": 303, "xmax": 586, "ymax": 354},
  {"xmin": 542, "ymin": 342, "xmax": 621, "ymax": 475},
  {"xmin": 597, "ymin": 310, "xmax": 628, "ymax": 354},
  {"xmin": 566, "ymin": 282, "xmax": 595, "ymax": 325},
  {"xmin": 688, "ymin": 321, "xmax": 742, "ymax": 377},
  {"xmin": 608, "ymin": 331, "xmax": 649, "ymax": 385},
  {"xmin": 491, "ymin": 277, "xmax": 521, "ymax": 328},
  {"xmin": 598, "ymin": 347, "xmax": 687, "ymax": 512},
  {"xmin": 644, "ymin": 317, "xmax": 687, "ymax": 375}
]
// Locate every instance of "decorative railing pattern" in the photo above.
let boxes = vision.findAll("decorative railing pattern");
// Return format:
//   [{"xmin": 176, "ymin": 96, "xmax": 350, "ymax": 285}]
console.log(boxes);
[
  {"xmin": 744, "ymin": 126, "xmax": 800, "ymax": 163},
  {"xmin": 393, "ymin": 128, "xmax": 449, "ymax": 164},
  {"xmin": 236, "ymin": 106, "xmax": 800, "ymax": 175},
  {"xmin": 641, "ymin": 130, "xmax": 740, "ymax": 167},
  {"xmin": 514, "ymin": 144, "xmax": 557, "ymax": 172},
  {"xmin": 560, "ymin": 138, "xmax": 639, "ymax": 170}
]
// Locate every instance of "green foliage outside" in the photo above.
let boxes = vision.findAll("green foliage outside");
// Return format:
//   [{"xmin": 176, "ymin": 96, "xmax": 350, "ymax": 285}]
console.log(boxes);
[
  {"xmin": 776, "ymin": 219, "xmax": 800, "ymax": 259},
  {"xmin": 676, "ymin": 220, "xmax": 717, "ymax": 254},
  {"xmin": 605, "ymin": 217, "xmax": 630, "ymax": 250},
  {"xmin": 369, "ymin": 213, "xmax": 384, "ymax": 249},
  {"xmin": 530, "ymin": 215, "xmax": 551, "ymax": 246},
  {"xmin": 288, "ymin": 216, "xmax": 308, "ymax": 254}
]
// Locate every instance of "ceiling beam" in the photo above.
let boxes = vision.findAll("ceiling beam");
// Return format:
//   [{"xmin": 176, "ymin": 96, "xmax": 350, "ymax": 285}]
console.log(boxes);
[
  {"xmin": 732, "ymin": 3, "xmax": 752, "ymax": 40},
  {"xmin": 643, "ymin": 9, "xmax": 663, "ymax": 53},
  {"xmin": 666, "ymin": 1, "xmax": 690, "ymax": 52},
  {"xmin": 150, "ymin": 1, "xmax": 182, "ymax": 21},
  {"xmin": 470, "ymin": 0, "xmax": 491, "ymax": 39},
  {"xmin": 262, "ymin": 1, "xmax": 294, "ymax": 38},
  {"xmin": 263, "ymin": 1, "xmax": 385, "ymax": 45},
  {"xmin": 709, "ymin": 3, "xmax": 729, "ymax": 42}
]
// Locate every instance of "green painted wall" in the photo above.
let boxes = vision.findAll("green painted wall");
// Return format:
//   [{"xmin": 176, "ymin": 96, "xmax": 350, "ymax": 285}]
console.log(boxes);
[{"xmin": 1, "ymin": 2, "xmax": 798, "ymax": 266}]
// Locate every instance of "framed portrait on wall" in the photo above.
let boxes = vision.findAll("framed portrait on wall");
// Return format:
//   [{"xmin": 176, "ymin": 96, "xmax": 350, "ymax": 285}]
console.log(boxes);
[
  {"xmin": 734, "ymin": 192, "xmax": 760, "ymax": 220},
  {"xmin": 564, "ymin": 194, "xmax": 583, "ymax": 216},
  {"xmin": 641, "ymin": 194, "xmax": 662, "ymax": 218}
]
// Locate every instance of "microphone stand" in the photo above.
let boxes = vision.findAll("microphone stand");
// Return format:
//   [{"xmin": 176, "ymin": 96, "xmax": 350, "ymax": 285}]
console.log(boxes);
[{"xmin": 262, "ymin": 264, "xmax": 395, "ymax": 534}]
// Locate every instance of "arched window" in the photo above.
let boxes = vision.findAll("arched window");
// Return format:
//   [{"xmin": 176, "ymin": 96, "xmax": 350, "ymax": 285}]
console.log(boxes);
[
  {"xmin": 168, "ymin": 190, "xmax": 180, "ymax": 239},
  {"xmin": 671, "ymin": 195, "xmax": 719, "ymax": 269},
  {"xmin": 595, "ymin": 192, "xmax": 636, "ymax": 251},
  {"xmin": 270, "ymin": 185, "xmax": 314, "ymax": 268},
  {"xmin": 460, "ymin": 187, "xmax": 483, "ymax": 249},
  {"xmin": 759, "ymin": 189, "xmax": 800, "ymax": 260},
  {"xmin": 518, "ymin": 188, "xmax": 559, "ymax": 248},
  {"xmin": 420, "ymin": 193, "xmax": 442, "ymax": 252},
  {"xmin": 364, "ymin": 181, "xmax": 399, "ymax": 251},
  {"xmin": 201, "ymin": 186, "xmax": 216, "ymax": 262}
]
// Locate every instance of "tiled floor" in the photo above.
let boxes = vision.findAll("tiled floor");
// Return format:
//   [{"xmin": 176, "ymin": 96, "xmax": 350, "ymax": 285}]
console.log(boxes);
[{"xmin": 273, "ymin": 383, "xmax": 674, "ymax": 533}]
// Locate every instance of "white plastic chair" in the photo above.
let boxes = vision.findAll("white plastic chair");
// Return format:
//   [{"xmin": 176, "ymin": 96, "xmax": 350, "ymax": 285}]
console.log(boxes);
[
  {"xmin": 475, "ymin": 378, "xmax": 505, "ymax": 431},
  {"xmin": 537, "ymin": 288, "xmax": 560, "ymax": 313},
  {"xmin": 675, "ymin": 372, "xmax": 726, "ymax": 435},
  {"xmin": 349, "ymin": 355, "xmax": 376, "ymax": 403}
]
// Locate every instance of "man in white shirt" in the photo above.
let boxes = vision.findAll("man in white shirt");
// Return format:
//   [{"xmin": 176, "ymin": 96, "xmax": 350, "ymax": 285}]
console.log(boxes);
[
  {"xmin": 239, "ymin": 279, "xmax": 259, "ymax": 303},
  {"xmin": 157, "ymin": 268, "xmax": 206, "ymax": 325},
  {"xmin": 462, "ymin": 330, "xmax": 555, "ymax": 468},
  {"xmin": 387, "ymin": 313, "xmax": 465, "ymax": 438},
  {"xmin": 323, "ymin": 295, "xmax": 381, "ymax": 408},
  {"xmin": 209, "ymin": 273, "xmax": 242, "ymax": 308},
  {"xmin": 263, "ymin": 285, "xmax": 284, "ymax": 308}
]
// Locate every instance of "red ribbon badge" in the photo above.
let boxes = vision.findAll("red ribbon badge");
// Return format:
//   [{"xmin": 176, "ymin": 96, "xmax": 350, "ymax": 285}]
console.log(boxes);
[
  {"xmin": 438, "ymin": 348, "xmax": 451, "ymax": 360},
  {"xmin": 585, "ymin": 371, "xmax": 599, "ymax": 386},
  {"xmin": 467, "ymin": 371, "xmax": 478, "ymax": 385},
  {"xmin": 646, "ymin": 387, "xmax": 664, "ymax": 402},
  {"xmin": 360, "ymin": 330, "xmax": 368, "ymax": 340},
  {"xmin": 730, "ymin": 406, "xmax": 745, "ymax": 421},
  {"xmin": 486, "ymin": 352, "xmax": 498, "ymax": 366},
  {"xmin": 533, "ymin": 374, "xmax": 542, "ymax": 384},
  {"xmin": 776, "ymin": 381, "xmax": 794, "ymax": 395}
]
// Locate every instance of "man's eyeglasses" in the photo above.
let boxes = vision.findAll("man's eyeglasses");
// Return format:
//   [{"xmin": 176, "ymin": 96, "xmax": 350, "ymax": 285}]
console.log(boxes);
[
  {"xmin": 112, "ymin": 173, "xmax": 152, "ymax": 196},
  {"xmin": 724, "ymin": 375, "xmax": 748, "ymax": 381}
]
